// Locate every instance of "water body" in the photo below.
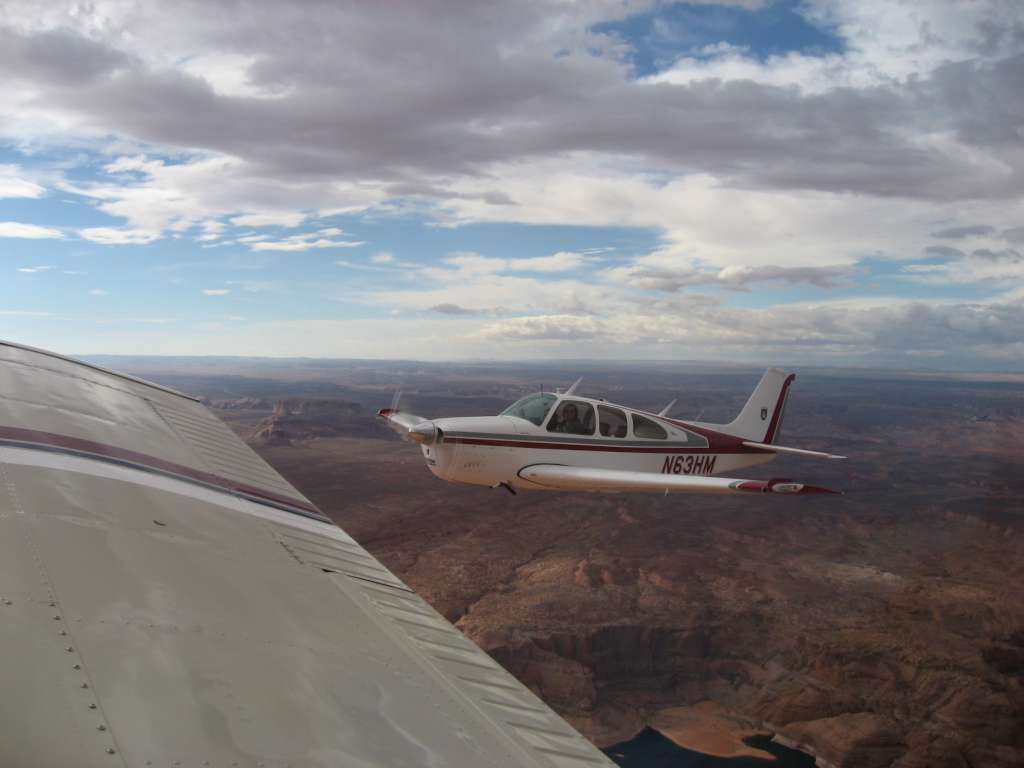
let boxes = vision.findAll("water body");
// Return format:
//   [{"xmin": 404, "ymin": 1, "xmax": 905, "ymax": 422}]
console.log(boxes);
[{"xmin": 603, "ymin": 727, "xmax": 816, "ymax": 768}]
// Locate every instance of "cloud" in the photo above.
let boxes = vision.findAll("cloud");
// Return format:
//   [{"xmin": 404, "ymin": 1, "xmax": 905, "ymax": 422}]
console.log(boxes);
[
  {"xmin": 62, "ymin": 154, "xmax": 384, "ymax": 245},
  {"xmin": 0, "ymin": 221, "xmax": 63, "ymax": 239},
  {"xmin": 197, "ymin": 219, "xmax": 226, "ymax": 242},
  {"xmin": 475, "ymin": 297, "xmax": 1024, "ymax": 364},
  {"xmin": 248, "ymin": 232, "xmax": 366, "ymax": 251},
  {"xmin": 17, "ymin": 265, "xmax": 55, "ymax": 273},
  {"xmin": 428, "ymin": 251, "xmax": 585, "ymax": 278},
  {"xmin": 230, "ymin": 211, "xmax": 307, "ymax": 228},
  {"xmin": 3, "ymin": 0, "xmax": 1023, "ymax": 207},
  {"xmin": 972, "ymin": 248, "xmax": 1023, "ymax": 263},
  {"xmin": 923, "ymin": 245, "xmax": 967, "ymax": 260},
  {"xmin": 1003, "ymin": 226, "xmax": 1024, "ymax": 244},
  {"xmin": 79, "ymin": 226, "xmax": 157, "ymax": 245},
  {"xmin": 429, "ymin": 303, "xmax": 480, "ymax": 316},
  {"xmin": 507, "ymin": 251, "xmax": 585, "ymax": 272},
  {"xmin": 931, "ymin": 225, "xmax": 996, "ymax": 239},
  {"xmin": 371, "ymin": 251, "xmax": 394, "ymax": 264},
  {"xmin": 478, "ymin": 314, "xmax": 604, "ymax": 341},
  {"xmin": 1, "ymin": 1, "xmax": 1023, "ymax": 366},
  {"xmin": 89, "ymin": 288, "xmax": 108, "ymax": 295},
  {"xmin": 607, "ymin": 262, "xmax": 855, "ymax": 292},
  {"xmin": 202, "ymin": 288, "xmax": 230, "ymax": 295},
  {"xmin": 0, "ymin": 165, "xmax": 44, "ymax": 198}
]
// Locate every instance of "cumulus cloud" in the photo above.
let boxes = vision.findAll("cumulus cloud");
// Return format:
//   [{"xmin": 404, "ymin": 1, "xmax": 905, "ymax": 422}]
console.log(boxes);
[
  {"xmin": 476, "ymin": 297, "xmax": 1024, "ymax": 364},
  {"xmin": 0, "ymin": 221, "xmax": 63, "ymax": 239},
  {"xmin": 60, "ymin": 154, "xmax": 384, "ymax": 245},
  {"xmin": 2, "ymin": 0, "xmax": 1023, "ymax": 206},
  {"xmin": 1, "ymin": 0, "xmax": 1022, "ymax": 365}
]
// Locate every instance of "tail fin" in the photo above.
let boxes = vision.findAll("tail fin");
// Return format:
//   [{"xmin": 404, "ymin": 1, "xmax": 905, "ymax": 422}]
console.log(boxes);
[{"xmin": 710, "ymin": 368, "xmax": 795, "ymax": 444}]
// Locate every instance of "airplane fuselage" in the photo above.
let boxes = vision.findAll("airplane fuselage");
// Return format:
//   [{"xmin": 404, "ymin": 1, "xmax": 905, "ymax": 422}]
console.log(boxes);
[{"xmin": 420, "ymin": 408, "xmax": 775, "ymax": 491}]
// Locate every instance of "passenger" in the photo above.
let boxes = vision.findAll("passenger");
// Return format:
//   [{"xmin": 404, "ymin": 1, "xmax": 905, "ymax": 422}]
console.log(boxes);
[{"xmin": 554, "ymin": 403, "xmax": 587, "ymax": 434}]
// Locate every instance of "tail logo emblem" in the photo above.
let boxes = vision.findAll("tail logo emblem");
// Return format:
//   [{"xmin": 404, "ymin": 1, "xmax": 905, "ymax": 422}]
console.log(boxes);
[{"xmin": 760, "ymin": 407, "xmax": 768, "ymax": 420}]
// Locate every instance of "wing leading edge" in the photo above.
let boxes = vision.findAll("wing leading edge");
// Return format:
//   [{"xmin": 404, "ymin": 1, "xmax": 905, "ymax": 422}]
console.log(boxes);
[{"xmin": 518, "ymin": 464, "xmax": 839, "ymax": 495}]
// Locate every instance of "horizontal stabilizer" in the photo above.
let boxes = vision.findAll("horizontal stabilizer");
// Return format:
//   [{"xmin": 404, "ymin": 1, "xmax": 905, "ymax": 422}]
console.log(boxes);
[
  {"xmin": 518, "ymin": 465, "xmax": 839, "ymax": 496},
  {"xmin": 742, "ymin": 441, "xmax": 846, "ymax": 460}
]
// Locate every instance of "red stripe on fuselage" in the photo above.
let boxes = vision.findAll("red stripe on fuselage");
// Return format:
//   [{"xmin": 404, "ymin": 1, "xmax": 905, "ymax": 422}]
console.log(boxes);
[{"xmin": 443, "ymin": 436, "xmax": 769, "ymax": 454}]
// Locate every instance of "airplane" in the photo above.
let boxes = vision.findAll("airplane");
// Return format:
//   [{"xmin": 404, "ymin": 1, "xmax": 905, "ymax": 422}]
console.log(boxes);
[
  {"xmin": 0, "ymin": 339, "xmax": 616, "ymax": 767},
  {"xmin": 379, "ymin": 368, "xmax": 845, "ymax": 496}
]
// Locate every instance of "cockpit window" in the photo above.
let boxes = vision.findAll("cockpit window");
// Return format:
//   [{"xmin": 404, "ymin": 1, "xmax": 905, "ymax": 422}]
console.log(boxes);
[
  {"xmin": 547, "ymin": 399, "xmax": 596, "ymax": 436},
  {"xmin": 632, "ymin": 413, "xmax": 667, "ymax": 440},
  {"xmin": 501, "ymin": 393, "xmax": 557, "ymax": 426},
  {"xmin": 598, "ymin": 405, "xmax": 628, "ymax": 438}
]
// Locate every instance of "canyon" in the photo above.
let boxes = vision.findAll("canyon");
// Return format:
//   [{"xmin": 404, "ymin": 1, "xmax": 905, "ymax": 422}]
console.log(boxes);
[{"xmin": 102, "ymin": 357, "xmax": 1024, "ymax": 768}]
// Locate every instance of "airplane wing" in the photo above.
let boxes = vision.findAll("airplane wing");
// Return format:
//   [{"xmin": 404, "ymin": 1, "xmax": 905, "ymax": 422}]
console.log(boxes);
[
  {"xmin": 0, "ymin": 341, "xmax": 614, "ymax": 768},
  {"xmin": 518, "ymin": 464, "xmax": 839, "ymax": 495}
]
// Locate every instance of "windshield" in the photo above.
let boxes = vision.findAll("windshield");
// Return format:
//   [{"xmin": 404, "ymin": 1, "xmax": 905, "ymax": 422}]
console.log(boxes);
[{"xmin": 500, "ymin": 393, "xmax": 557, "ymax": 426}]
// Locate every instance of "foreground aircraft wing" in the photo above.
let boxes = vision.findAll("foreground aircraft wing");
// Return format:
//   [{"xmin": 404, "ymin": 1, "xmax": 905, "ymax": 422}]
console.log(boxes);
[
  {"xmin": 0, "ymin": 340, "xmax": 613, "ymax": 768},
  {"xmin": 518, "ymin": 464, "xmax": 839, "ymax": 495}
]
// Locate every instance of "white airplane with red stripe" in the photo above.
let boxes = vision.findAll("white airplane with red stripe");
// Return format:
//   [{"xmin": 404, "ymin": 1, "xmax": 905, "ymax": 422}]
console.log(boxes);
[{"xmin": 378, "ymin": 368, "xmax": 845, "ymax": 497}]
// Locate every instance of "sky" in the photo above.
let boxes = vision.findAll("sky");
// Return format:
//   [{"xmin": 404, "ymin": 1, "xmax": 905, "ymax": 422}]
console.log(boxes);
[{"xmin": 1, "ymin": 0, "xmax": 1023, "ymax": 369}]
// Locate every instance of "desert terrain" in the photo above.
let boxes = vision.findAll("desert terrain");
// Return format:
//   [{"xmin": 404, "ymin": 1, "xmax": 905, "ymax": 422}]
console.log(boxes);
[{"xmin": 95, "ymin": 357, "xmax": 1024, "ymax": 768}]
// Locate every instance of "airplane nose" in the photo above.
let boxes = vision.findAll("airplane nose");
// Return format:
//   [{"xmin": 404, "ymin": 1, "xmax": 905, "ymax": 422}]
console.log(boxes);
[{"xmin": 408, "ymin": 421, "xmax": 437, "ymax": 445}]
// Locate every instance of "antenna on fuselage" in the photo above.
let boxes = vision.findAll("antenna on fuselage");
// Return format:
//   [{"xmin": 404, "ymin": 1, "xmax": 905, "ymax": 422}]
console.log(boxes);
[
  {"xmin": 564, "ymin": 377, "xmax": 583, "ymax": 396},
  {"xmin": 657, "ymin": 398, "xmax": 677, "ymax": 417}
]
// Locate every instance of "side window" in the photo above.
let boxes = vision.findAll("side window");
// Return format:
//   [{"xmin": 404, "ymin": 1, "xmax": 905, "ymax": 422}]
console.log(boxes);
[
  {"xmin": 676, "ymin": 427, "xmax": 709, "ymax": 447},
  {"xmin": 632, "ymin": 413, "xmax": 667, "ymax": 440},
  {"xmin": 598, "ymin": 405, "xmax": 628, "ymax": 438},
  {"xmin": 547, "ymin": 400, "xmax": 596, "ymax": 436}
]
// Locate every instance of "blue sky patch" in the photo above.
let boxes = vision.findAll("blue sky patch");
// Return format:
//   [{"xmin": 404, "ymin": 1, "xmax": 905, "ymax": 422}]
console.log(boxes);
[{"xmin": 594, "ymin": 0, "xmax": 845, "ymax": 77}]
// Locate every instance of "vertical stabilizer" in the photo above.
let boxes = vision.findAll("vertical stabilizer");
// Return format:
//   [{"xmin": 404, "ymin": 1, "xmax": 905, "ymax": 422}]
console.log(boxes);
[{"xmin": 708, "ymin": 368, "xmax": 795, "ymax": 443}]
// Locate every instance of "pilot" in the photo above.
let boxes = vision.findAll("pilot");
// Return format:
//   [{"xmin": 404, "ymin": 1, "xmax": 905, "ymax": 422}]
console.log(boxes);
[{"xmin": 554, "ymin": 403, "xmax": 586, "ymax": 434}]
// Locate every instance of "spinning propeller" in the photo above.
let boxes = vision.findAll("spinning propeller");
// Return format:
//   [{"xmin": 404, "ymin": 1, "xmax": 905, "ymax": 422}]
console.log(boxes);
[{"xmin": 378, "ymin": 389, "xmax": 438, "ymax": 445}]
